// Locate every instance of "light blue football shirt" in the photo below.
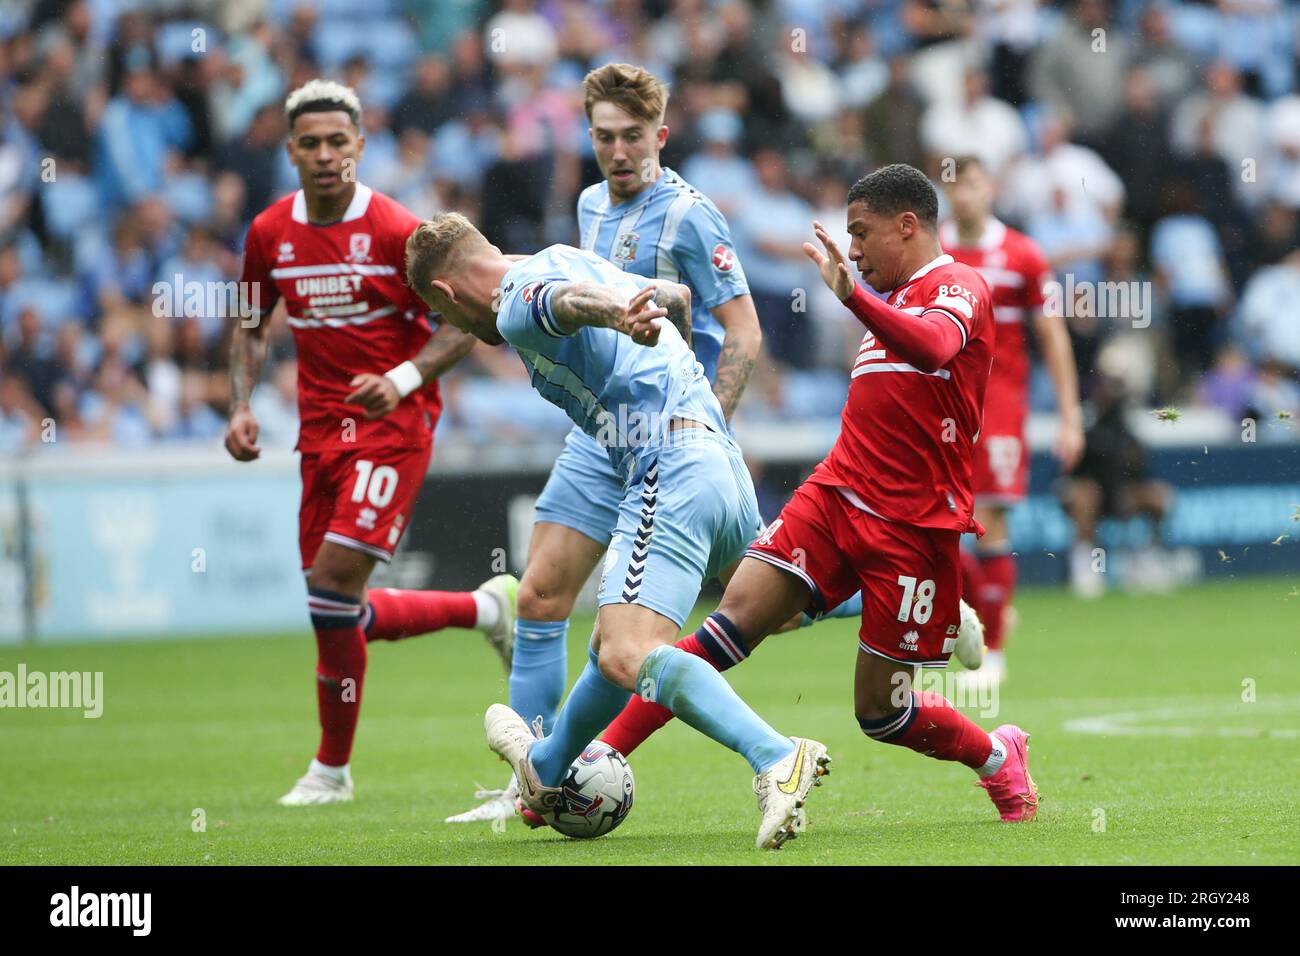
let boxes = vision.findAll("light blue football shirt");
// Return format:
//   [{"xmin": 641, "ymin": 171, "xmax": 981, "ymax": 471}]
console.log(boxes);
[
  {"xmin": 496, "ymin": 244, "xmax": 727, "ymax": 483},
  {"xmin": 577, "ymin": 167, "xmax": 749, "ymax": 382}
]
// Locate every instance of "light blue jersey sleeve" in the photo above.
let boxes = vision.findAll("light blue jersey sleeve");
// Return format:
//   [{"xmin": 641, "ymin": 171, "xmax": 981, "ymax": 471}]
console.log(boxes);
[
  {"xmin": 670, "ymin": 201, "xmax": 750, "ymax": 311},
  {"xmin": 495, "ymin": 254, "xmax": 654, "ymax": 357}
]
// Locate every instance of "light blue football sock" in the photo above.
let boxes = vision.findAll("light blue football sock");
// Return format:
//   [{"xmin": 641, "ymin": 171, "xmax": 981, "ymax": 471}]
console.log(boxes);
[
  {"xmin": 530, "ymin": 646, "xmax": 631, "ymax": 788},
  {"xmin": 638, "ymin": 645, "xmax": 794, "ymax": 773},
  {"xmin": 508, "ymin": 618, "xmax": 568, "ymax": 736},
  {"xmin": 800, "ymin": 590, "xmax": 864, "ymax": 628}
]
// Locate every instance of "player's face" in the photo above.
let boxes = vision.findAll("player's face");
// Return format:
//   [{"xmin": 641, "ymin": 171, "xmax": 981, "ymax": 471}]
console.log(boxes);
[
  {"xmin": 589, "ymin": 101, "xmax": 666, "ymax": 202},
  {"xmin": 946, "ymin": 166, "xmax": 993, "ymax": 225},
  {"xmin": 287, "ymin": 111, "xmax": 365, "ymax": 201},
  {"xmin": 845, "ymin": 201, "xmax": 906, "ymax": 292}
]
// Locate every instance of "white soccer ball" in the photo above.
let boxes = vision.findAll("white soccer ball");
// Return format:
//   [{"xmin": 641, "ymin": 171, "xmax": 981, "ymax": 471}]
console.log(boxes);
[{"xmin": 546, "ymin": 742, "xmax": 635, "ymax": 839}]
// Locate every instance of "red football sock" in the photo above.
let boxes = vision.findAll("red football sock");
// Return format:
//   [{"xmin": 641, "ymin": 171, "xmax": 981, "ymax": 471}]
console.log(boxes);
[
  {"xmin": 600, "ymin": 632, "xmax": 720, "ymax": 756},
  {"xmin": 866, "ymin": 691, "xmax": 992, "ymax": 770},
  {"xmin": 976, "ymin": 553, "xmax": 1018, "ymax": 651},
  {"xmin": 959, "ymin": 547, "xmax": 983, "ymax": 605},
  {"xmin": 363, "ymin": 588, "xmax": 478, "ymax": 641},
  {"xmin": 313, "ymin": 622, "xmax": 368, "ymax": 767}
]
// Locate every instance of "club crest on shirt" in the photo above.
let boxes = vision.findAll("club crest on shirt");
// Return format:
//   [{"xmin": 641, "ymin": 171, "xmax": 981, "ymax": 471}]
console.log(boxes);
[
  {"xmin": 346, "ymin": 233, "xmax": 373, "ymax": 264},
  {"xmin": 614, "ymin": 232, "xmax": 639, "ymax": 263}
]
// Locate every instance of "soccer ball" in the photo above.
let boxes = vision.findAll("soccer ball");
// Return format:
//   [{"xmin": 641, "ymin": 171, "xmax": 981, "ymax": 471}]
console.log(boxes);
[{"xmin": 546, "ymin": 742, "xmax": 634, "ymax": 839}]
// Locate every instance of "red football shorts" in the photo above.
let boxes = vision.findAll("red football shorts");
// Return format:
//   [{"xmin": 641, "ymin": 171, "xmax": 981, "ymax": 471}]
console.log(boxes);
[
  {"xmin": 746, "ymin": 481, "xmax": 962, "ymax": 667},
  {"xmin": 298, "ymin": 442, "xmax": 432, "ymax": 570},
  {"xmin": 971, "ymin": 381, "xmax": 1028, "ymax": 504}
]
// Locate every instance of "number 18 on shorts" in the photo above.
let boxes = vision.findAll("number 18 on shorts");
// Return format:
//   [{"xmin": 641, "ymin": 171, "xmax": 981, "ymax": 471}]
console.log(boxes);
[{"xmin": 746, "ymin": 481, "xmax": 962, "ymax": 667}]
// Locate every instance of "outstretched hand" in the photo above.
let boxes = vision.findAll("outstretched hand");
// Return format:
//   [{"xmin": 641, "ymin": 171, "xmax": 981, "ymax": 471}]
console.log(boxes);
[{"xmin": 802, "ymin": 221, "xmax": 857, "ymax": 300}]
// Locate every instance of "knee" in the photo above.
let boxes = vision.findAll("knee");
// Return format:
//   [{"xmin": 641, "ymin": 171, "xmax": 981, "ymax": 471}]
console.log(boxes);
[
  {"xmin": 517, "ymin": 576, "xmax": 577, "ymax": 622},
  {"xmin": 855, "ymin": 683, "xmax": 912, "ymax": 726},
  {"xmin": 596, "ymin": 644, "xmax": 638, "ymax": 692}
]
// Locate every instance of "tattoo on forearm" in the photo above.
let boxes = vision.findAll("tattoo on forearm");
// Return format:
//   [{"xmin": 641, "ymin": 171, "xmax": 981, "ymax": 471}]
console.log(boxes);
[
  {"xmin": 229, "ymin": 324, "xmax": 268, "ymax": 408},
  {"xmin": 552, "ymin": 283, "xmax": 626, "ymax": 330},
  {"xmin": 712, "ymin": 336, "xmax": 756, "ymax": 421},
  {"xmin": 653, "ymin": 284, "xmax": 692, "ymax": 346}
]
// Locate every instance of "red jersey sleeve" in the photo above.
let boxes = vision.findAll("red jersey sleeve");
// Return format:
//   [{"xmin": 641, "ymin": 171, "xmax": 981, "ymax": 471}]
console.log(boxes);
[{"xmin": 239, "ymin": 219, "xmax": 281, "ymax": 316}]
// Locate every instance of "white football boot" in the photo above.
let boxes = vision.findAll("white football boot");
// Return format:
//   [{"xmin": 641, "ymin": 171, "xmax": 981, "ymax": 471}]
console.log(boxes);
[
  {"xmin": 483, "ymin": 704, "xmax": 561, "ymax": 816},
  {"xmin": 952, "ymin": 598, "xmax": 986, "ymax": 671},
  {"xmin": 476, "ymin": 574, "xmax": 519, "ymax": 673},
  {"xmin": 444, "ymin": 774, "xmax": 519, "ymax": 824},
  {"xmin": 277, "ymin": 764, "xmax": 354, "ymax": 806},
  {"xmin": 753, "ymin": 737, "xmax": 831, "ymax": 850}
]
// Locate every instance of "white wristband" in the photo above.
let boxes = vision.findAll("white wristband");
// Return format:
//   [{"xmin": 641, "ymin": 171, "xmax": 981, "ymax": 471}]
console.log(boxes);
[{"xmin": 384, "ymin": 360, "xmax": 424, "ymax": 398}]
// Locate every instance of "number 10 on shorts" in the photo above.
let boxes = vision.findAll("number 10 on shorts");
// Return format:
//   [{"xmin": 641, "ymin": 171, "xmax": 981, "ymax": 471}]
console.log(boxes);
[
  {"xmin": 351, "ymin": 459, "xmax": 398, "ymax": 507},
  {"xmin": 896, "ymin": 575, "xmax": 935, "ymax": 624}
]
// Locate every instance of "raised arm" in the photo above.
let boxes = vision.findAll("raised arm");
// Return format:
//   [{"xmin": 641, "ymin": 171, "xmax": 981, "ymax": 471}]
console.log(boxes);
[
  {"xmin": 803, "ymin": 222, "xmax": 964, "ymax": 374},
  {"xmin": 547, "ymin": 282, "xmax": 674, "ymax": 347}
]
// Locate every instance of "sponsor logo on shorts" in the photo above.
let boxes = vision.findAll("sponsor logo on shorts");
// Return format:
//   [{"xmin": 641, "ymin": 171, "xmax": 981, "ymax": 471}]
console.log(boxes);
[{"xmin": 357, "ymin": 507, "xmax": 378, "ymax": 531}]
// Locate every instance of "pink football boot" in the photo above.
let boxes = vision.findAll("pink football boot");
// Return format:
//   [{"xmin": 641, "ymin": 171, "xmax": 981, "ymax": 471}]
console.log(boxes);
[{"xmin": 978, "ymin": 724, "xmax": 1039, "ymax": 822}]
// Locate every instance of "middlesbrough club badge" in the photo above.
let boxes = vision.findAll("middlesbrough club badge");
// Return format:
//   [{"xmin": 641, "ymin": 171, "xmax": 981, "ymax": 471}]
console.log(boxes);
[{"xmin": 711, "ymin": 243, "xmax": 735, "ymax": 272}]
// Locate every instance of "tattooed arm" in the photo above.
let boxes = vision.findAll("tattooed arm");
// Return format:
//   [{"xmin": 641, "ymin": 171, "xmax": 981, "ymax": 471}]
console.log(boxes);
[
  {"xmin": 640, "ymin": 279, "xmax": 692, "ymax": 346},
  {"xmin": 224, "ymin": 312, "xmax": 271, "ymax": 461},
  {"xmin": 706, "ymin": 294, "xmax": 760, "ymax": 422},
  {"xmin": 548, "ymin": 281, "xmax": 689, "ymax": 347}
]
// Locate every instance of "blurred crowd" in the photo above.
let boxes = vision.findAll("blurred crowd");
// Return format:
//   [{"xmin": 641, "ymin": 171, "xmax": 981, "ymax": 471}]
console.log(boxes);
[{"xmin": 2, "ymin": 0, "xmax": 1299, "ymax": 454}]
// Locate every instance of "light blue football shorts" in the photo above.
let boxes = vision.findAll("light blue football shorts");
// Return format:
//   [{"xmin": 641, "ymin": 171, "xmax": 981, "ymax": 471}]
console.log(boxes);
[{"xmin": 595, "ymin": 426, "xmax": 761, "ymax": 627}]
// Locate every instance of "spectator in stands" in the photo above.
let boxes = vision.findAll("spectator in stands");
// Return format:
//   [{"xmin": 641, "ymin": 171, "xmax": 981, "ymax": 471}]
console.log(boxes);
[
  {"xmin": 901, "ymin": 0, "xmax": 975, "ymax": 110},
  {"xmin": 1198, "ymin": 344, "xmax": 1256, "ymax": 422},
  {"xmin": 1150, "ymin": 179, "xmax": 1233, "ymax": 379},
  {"xmin": 1130, "ymin": 2, "xmax": 1197, "ymax": 112},
  {"xmin": 1097, "ymin": 68, "xmax": 1176, "ymax": 239},
  {"xmin": 393, "ymin": 55, "xmax": 454, "ymax": 136},
  {"xmin": 974, "ymin": 0, "xmax": 1046, "ymax": 107},
  {"xmin": 920, "ymin": 65, "xmax": 1027, "ymax": 180},
  {"xmin": 1000, "ymin": 110, "xmax": 1125, "ymax": 228},
  {"xmin": 95, "ymin": 50, "xmax": 194, "ymax": 211},
  {"xmin": 0, "ymin": 373, "xmax": 42, "ymax": 453},
  {"xmin": 1233, "ymin": 247, "xmax": 1300, "ymax": 377},
  {"xmin": 732, "ymin": 148, "xmax": 817, "ymax": 369},
  {"xmin": 1029, "ymin": 0, "xmax": 1130, "ymax": 147},
  {"xmin": 1170, "ymin": 61, "xmax": 1267, "ymax": 209},
  {"xmin": 861, "ymin": 55, "xmax": 925, "ymax": 169},
  {"xmin": 680, "ymin": 109, "xmax": 756, "ymax": 221}
]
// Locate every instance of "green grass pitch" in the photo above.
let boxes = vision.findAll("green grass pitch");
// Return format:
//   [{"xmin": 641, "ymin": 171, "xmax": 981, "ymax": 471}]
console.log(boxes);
[{"xmin": 3, "ymin": 577, "xmax": 1298, "ymax": 865}]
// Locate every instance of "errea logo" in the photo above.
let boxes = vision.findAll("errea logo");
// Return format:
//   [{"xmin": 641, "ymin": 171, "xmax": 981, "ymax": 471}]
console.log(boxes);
[{"xmin": 899, "ymin": 629, "xmax": 920, "ymax": 651}]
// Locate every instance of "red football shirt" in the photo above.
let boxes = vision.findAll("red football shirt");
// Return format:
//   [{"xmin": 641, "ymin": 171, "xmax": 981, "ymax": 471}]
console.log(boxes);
[
  {"xmin": 939, "ymin": 218, "xmax": 1051, "ymax": 404},
  {"xmin": 239, "ymin": 183, "xmax": 441, "ymax": 453},
  {"xmin": 808, "ymin": 254, "xmax": 994, "ymax": 532}
]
